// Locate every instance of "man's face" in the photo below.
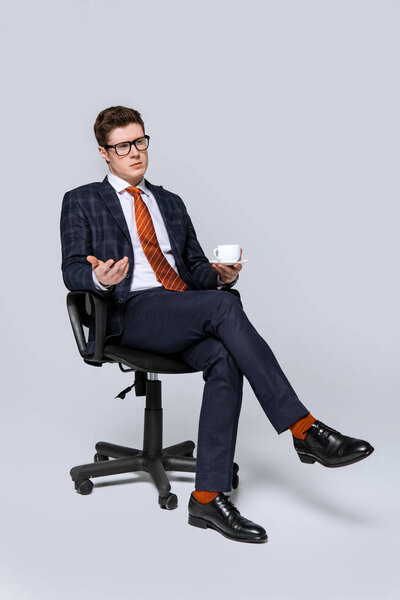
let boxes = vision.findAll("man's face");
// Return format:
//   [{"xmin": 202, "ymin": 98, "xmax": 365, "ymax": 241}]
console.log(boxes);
[{"xmin": 98, "ymin": 122, "xmax": 149, "ymax": 185}]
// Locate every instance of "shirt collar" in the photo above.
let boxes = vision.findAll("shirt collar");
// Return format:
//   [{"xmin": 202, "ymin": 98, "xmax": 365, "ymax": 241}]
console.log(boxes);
[{"xmin": 107, "ymin": 172, "xmax": 149, "ymax": 196}]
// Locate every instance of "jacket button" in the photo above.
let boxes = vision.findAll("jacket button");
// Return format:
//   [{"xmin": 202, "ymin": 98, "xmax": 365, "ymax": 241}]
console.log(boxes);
[
  {"xmin": 125, "ymin": 273, "xmax": 130, "ymax": 279},
  {"xmin": 118, "ymin": 297, "xmax": 124, "ymax": 304}
]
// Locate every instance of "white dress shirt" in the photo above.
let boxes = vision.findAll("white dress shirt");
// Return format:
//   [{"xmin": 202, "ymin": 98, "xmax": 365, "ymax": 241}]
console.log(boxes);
[{"xmin": 92, "ymin": 172, "xmax": 226, "ymax": 292}]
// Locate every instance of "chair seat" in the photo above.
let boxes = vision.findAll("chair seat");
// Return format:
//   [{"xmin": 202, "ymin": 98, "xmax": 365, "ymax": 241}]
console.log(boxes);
[{"xmin": 103, "ymin": 344, "xmax": 197, "ymax": 374}]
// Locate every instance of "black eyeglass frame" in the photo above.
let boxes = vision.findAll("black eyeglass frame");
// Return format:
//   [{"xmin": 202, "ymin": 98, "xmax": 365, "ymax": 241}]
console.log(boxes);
[{"xmin": 103, "ymin": 135, "xmax": 150, "ymax": 155}]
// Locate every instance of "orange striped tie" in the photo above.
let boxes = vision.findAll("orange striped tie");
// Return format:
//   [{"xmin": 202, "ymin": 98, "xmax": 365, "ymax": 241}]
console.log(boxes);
[{"xmin": 126, "ymin": 186, "xmax": 187, "ymax": 292}]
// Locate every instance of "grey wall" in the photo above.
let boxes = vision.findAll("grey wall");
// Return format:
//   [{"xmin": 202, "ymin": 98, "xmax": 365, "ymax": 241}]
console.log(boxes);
[{"xmin": 1, "ymin": 1, "xmax": 399, "ymax": 599}]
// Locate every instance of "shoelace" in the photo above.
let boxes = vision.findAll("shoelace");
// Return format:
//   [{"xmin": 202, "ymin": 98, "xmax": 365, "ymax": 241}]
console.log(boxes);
[
  {"xmin": 218, "ymin": 494, "xmax": 240, "ymax": 514},
  {"xmin": 307, "ymin": 421, "xmax": 339, "ymax": 447}
]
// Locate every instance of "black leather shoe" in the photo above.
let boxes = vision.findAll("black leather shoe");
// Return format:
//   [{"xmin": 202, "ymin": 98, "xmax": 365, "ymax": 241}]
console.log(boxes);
[
  {"xmin": 188, "ymin": 492, "xmax": 268, "ymax": 543},
  {"xmin": 293, "ymin": 420, "xmax": 374, "ymax": 467}
]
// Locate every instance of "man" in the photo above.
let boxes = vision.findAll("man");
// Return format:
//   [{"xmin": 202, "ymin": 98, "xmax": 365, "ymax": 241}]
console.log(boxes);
[{"xmin": 60, "ymin": 105, "xmax": 374, "ymax": 544}]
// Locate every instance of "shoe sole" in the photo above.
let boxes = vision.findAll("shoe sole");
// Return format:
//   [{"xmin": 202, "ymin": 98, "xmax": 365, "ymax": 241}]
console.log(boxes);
[
  {"xmin": 188, "ymin": 514, "xmax": 268, "ymax": 544},
  {"xmin": 297, "ymin": 446, "xmax": 374, "ymax": 468}
]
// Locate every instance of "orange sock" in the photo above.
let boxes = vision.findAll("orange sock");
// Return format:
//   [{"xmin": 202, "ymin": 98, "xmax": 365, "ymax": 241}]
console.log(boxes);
[
  {"xmin": 193, "ymin": 490, "xmax": 219, "ymax": 503},
  {"xmin": 289, "ymin": 413, "xmax": 316, "ymax": 440}
]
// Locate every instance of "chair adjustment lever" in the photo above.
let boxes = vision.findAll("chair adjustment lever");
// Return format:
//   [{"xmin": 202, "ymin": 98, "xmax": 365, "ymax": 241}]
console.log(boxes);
[
  {"xmin": 115, "ymin": 382, "xmax": 135, "ymax": 399},
  {"xmin": 118, "ymin": 363, "xmax": 135, "ymax": 373}
]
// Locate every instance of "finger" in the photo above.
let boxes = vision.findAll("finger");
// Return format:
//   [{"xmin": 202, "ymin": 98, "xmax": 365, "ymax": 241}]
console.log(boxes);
[
  {"xmin": 212, "ymin": 262, "xmax": 238, "ymax": 276},
  {"xmin": 105, "ymin": 259, "xmax": 130, "ymax": 284},
  {"xmin": 217, "ymin": 264, "xmax": 235, "ymax": 273},
  {"xmin": 220, "ymin": 266, "xmax": 241, "ymax": 279},
  {"xmin": 211, "ymin": 263, "xmax": 224, "ymax": 273},
  {"xmin": 212, "ymin": 264, "xmax": 235, "ymax": 282},
  {"xmin": 114, "ymin": 261, "xmax": 130, "ymax": 284},
  {"xmin": 112, "ymin": 259, "xmax": 129, "ymax": 276},
  {"xmin": 87, "ymin": 255, "xmax": 99, "ymax": 268},
  {"xmin": 97, "ymin": 260, "xmax": 113, "ymax": 280},
  {"xmin": 113, "ymin": 256, "xmax": 129, "ymax": 270},
  {"xmin": 104, "ymin": 259, "xmax": 115, "ymax": 270},
  {"xmin": 211, "ymin": 265, "xmax": 235, "ymax": 276},
  {"xmin": 97, "ymin": 259, "xmax": 114, "ymax": 282}
]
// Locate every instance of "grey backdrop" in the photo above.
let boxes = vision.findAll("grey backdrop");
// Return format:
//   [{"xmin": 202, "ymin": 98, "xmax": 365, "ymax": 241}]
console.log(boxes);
[{"xmin": 1, "ymin": 1, "xmax": 399, "ymax": 599}]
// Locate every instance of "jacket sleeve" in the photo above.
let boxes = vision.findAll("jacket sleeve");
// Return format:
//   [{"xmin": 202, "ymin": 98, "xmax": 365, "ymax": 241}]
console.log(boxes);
[{"xmin": 60, "ymin": 191, "xmax": 114, "ymax": 296}]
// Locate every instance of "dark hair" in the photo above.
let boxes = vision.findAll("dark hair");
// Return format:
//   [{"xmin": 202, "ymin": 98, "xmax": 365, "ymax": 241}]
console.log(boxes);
[{"xmin": 93, "ymin": 105, "xmax": 145, "ymax": 146}]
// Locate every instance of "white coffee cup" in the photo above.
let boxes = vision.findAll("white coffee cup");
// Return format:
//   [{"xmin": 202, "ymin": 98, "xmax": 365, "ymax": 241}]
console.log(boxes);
[{"xmin": 213, "ymin": 244, "xmax": 241, "ymax": 262}]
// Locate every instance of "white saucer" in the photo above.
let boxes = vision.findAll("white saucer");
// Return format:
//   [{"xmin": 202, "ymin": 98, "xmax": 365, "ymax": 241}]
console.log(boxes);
[{"xmin": 209, "ymin": 259, "xmax": 248, "ymax": 266}]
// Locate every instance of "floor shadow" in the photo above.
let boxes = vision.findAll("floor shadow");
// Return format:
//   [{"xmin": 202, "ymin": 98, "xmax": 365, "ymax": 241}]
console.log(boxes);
[
  {"xmin": 92, "ymin": 458, "xmax": 377, "ymax": 525},
  {"xmin": 230, "ymin": 460, "xmax": 378, "ymax": 525}
]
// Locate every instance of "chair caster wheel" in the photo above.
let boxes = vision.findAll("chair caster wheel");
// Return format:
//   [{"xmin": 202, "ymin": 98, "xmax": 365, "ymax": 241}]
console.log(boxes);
[
  {"xmin": 232, "ymin": 462, "xmax": 239, "ymax": 489},
  {"xmin": 94, "ymin": 453, "xmax": 109, "ymax": 462},
  {"xmin": 75, "ymin": 479, "xmax": 94, "ymax": 495},
  {"xmin": 158, "ymin": 493, "xmax": 178, "ymax": 510}
]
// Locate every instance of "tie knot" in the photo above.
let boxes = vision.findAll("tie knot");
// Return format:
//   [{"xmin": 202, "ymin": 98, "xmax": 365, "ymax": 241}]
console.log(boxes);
[{"xmin": 126, "ymin": 186, "xmax": 141, "ymax": 199}]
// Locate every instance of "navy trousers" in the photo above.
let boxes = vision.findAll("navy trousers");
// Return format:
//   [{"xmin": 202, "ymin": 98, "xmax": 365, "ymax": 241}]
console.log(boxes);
[{"xmin": 118, "ymin": 287, "xmax": 309, "ymax": 491}]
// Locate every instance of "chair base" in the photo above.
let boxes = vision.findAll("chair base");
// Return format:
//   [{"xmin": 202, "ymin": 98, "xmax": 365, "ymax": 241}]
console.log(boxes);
[
  {"xmin": 69, "ymin": 378, "xmax": 239, "ymax": 509},
  {"xmin": 70, "ymin": 439, "xmax": 197, "ymax": 509}
]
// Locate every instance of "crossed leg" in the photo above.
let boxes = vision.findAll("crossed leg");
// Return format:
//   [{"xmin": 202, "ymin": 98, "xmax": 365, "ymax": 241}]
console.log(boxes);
[
  {"xmin": 119, "ymin": 287, "xmax": 309, "ymax": 490},
  {"xmin": 178, "ymin": 336, "xmax": 244, "ymax": 491}
]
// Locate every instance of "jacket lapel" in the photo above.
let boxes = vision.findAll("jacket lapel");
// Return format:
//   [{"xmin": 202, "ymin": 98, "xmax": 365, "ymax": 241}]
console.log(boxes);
[
  {"xmin": 146, "ymin": 180, "xmax": 188, "ymax": 276},
  {"xmin": 145, "ymin": 180, "xmax": 174, "ymax": 230},
  {"xmin": 98, "ymin": 177, "xmax": 132, "ymax": 247},
  {"xmin": 97, "ymin": 177, "xmax": 187, "ymax": 276}
]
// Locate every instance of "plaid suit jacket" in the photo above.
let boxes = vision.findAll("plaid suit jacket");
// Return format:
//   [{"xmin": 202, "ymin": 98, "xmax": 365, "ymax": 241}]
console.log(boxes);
[{"xmin": 60, "ymin": 176, "xmax": 228, "ymax": 345}]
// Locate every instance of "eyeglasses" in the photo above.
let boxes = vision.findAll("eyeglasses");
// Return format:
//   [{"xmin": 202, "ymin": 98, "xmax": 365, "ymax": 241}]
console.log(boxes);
[{"xmin": 104, "ymin": 135, "xmax": 150, "ymax": 156}]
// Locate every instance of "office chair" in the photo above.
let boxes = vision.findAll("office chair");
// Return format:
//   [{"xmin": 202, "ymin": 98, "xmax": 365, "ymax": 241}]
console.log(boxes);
[{"xmin": 66, "ymin": 289, "xmax": 240, "ymax": 510}]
